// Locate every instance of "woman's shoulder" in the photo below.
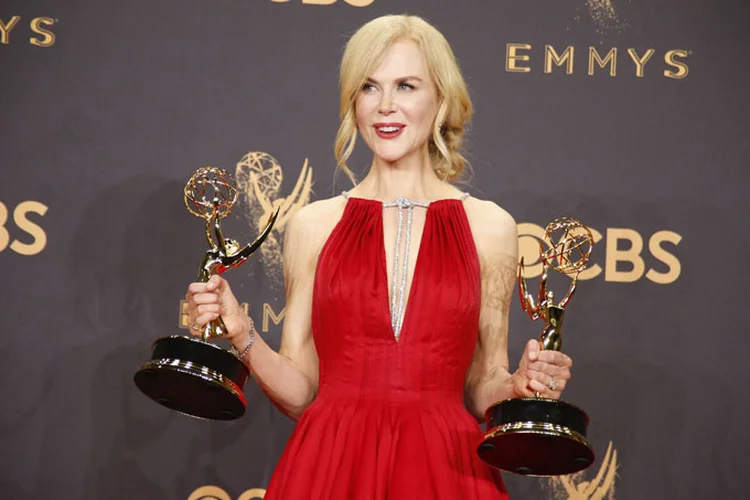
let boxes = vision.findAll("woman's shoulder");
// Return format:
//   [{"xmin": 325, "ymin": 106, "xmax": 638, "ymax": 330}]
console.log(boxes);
[
  {"xmin": 284, "ymin": 196, "xmax": 348, "ymax": 267},
  {"xmin": 461, "ymin": 195, "xmax": 518, "ymax": 264},
  {"xmin": 286, "ymin": 195, "xmax": 348, "ymax": 240},
  {"xmin": 463, "ymin": 195, "xmax": 517, "ymax": 237},
  {"xmin": 293, "ymin": 195, "xmax": 346, "ymax": 221}
]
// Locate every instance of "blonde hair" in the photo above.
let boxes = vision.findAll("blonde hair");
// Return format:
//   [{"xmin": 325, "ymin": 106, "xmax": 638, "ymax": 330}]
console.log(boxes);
[{"xmin": 335, "ymin": 14, "xmax": 473, "ymax": 184}]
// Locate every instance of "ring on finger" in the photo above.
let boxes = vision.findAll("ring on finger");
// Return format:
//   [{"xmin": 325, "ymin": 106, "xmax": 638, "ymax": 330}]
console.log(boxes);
[{"xmin": 547, "ymin": 377, "xmax": 558, "ymax": 391}]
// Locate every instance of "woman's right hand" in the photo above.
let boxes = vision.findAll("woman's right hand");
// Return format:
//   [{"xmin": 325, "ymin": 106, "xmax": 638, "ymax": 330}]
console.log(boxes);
[{"xmin": 185, "ymin": 274, "xmax": 253, "ymax": 345}]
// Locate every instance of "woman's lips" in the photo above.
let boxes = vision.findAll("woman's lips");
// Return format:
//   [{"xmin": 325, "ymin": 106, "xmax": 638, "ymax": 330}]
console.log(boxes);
[{"xmin": 374, "ymin": 123, "xmax": 405, "ymax": 139}]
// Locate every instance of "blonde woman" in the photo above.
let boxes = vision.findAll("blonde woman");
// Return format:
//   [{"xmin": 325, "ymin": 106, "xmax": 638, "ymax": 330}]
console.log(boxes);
[{"xmin": 186, "ymin": 14, "xmax": 572, "ymax": 499}]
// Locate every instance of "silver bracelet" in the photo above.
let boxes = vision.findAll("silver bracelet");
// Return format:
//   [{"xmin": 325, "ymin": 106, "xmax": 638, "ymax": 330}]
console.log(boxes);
[{"xmin": 232, "ymin": 318, "xmax": 256, "ymax": 360}]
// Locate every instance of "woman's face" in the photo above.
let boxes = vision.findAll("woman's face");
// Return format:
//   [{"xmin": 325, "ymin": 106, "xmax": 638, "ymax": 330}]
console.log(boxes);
[{"xmin": 355, "ymin": 40, "xmax": 440, "ymax": 166}]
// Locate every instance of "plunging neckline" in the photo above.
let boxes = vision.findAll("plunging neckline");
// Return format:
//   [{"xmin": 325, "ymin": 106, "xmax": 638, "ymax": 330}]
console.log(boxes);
[
  {"xmin": 344, "ymin": 195, "xmax": 465, "ymax": 343},
  {"xmin": 379, "ymin": 199, "xmax": 431, "ymax": 344}
]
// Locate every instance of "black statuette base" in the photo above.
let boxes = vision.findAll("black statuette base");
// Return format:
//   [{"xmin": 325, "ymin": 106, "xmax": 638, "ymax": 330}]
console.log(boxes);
[
  {"xmin": 478, "ymin": 397, "xmax": 594, "ymax": 476},
  {"xmin": 134, "ymin": 335, "xmax": 250, "ymax": 421}
]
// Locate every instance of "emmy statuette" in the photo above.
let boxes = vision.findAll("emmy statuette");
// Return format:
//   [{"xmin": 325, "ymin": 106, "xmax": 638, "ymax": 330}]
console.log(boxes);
[
  {"xmin": 134, "ymin": 167, "xmax": 278, "ymax": 420},
  {"xmin": 477, "ymin": 217, "xmax": 596, "ymax": 476}
]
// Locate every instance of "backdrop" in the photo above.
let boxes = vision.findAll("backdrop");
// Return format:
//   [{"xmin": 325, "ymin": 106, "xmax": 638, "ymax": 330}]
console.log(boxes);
[{"xmin": 2, "ymin": 1, "xmax": 749, "ymax": 498}]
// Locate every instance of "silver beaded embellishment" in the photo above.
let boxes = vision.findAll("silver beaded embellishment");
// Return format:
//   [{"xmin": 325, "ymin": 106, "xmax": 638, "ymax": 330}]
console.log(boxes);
[
  {"xmin": 383, "ymin": 196, "xmax": 429, "ymax": 340},
  {"xmin": 341, "ymin": 192, "xmax": 469, "ymax": 341}
]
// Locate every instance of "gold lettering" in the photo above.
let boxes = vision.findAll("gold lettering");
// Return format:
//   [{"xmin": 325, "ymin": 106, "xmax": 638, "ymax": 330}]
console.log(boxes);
[
  {"xmin": 605, "ymin": 228, "xmax": 645, "ymax": 282},
  {"xmin": 187, "ymin": 485, "xmax": 231, "ymax": 500},
  {"xmin": 577, "ymin": 227, "xmax": 604, "ymax": 280},
  {"xmin": 520, "ymin": 225, "xmax": 682, "ymax": 284},
  {"xmin": 263, "ymin": 302, "xmax": 285, "ymax": 332},
  {"xmin": 0, "ymin": 201, "xmax": 9, "ymax": 251},
  {"xmin": 627, "ymin": 48, "xmax": 655, "ymax": 78},
  {"xmin": 664, "ymin": 49, "xmax": 689, "ymax": 79},
  {"xmin": 0, "ymin": 16, "xmax": 21, "ymax": 44},
  {"xmin": 588, "ymin": 47, "xmax": 617, "ymax": 76},
  {"xmin": 188, "ymin": 486, "xmax": 267, "ymax": 500},
  {"xmin": 238, "ymin": 488, "xmax": 267, "ymax": 500},
  {"xmin": 30, "ymin": 17, "xmax": 56, "ymax": 47},
  {"xmin": 544, "ymin": 45, "xmax": 574, "ymax": 74},
  {"xmin": 506, "ymin": 43, "xmax": 531, "ymax": 73},
  {"xmin": 646, "ymin": 231, "xmax": 682, "ymax": 284},
  {"xmin": 10, "ymin": 201, "xmax": 47, "ymax": 255}
]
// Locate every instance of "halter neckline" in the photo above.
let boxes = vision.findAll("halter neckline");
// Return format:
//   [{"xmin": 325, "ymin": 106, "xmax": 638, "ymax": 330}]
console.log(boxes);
[
  {"xmin": 341, "ymin": 191, "xmax": 470, "ymax": 207},
  {"xmin": 340, "ymin": 190, "xmax": 469, "ymax": 340}
]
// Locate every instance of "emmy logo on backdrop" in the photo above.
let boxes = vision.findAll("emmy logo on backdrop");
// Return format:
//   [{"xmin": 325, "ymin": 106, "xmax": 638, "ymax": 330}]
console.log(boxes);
[
  {"xmin": 235, "ymin": 152, "xmax": 313, "ymax": 289},
  {"xmin": 550, "ymin": 441, "xmax": 618, "ymax": 499},
  {"xmin": 478, "ymin": 217, "xmax": 596, "ymax": 475},
  {"xmin": 134, "ymin": 167, "xmax": 278, "ymax": 420}
]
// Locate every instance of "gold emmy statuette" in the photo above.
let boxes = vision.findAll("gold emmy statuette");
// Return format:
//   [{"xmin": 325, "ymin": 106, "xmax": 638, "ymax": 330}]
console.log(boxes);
[
  {"xmin": 134, "ymin": 167, "xmax": 278, "ymax": 420},
  {"xmin": 477, "ymin": 217, "xmax": 595, "ymax": 475}
]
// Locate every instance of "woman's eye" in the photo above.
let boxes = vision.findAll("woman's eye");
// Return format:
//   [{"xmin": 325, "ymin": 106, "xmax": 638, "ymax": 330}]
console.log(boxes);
[
  {"xmin": 398, "ymin": 82, "xmax": 414, "ymax": 90},
  {"xmin": 362, "ymin": 83, "xmax": 376, "ymax": 92}
]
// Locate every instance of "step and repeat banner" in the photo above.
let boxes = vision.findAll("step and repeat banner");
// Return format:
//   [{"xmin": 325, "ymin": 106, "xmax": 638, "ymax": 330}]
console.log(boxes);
[{"xmin": 1, "ymin": 0, "xmax": 748, "ymax": 499}]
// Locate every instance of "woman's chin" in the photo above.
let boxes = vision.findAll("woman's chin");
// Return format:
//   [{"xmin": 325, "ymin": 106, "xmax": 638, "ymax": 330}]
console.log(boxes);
[{"xmin": 373, "ymin": 149, "xmax": 419, "ymax": 166}]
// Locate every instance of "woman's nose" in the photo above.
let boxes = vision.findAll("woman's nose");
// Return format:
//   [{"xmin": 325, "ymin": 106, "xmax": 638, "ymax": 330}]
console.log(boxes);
[{"xmin": 378, "ymin": 91, "xmax": 396, "ymax": 114}]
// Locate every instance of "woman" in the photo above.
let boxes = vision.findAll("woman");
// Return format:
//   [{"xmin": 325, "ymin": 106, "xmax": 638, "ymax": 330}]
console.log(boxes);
[{"xmin": 186, "ymin": 14, "xmax": 572, "ymax": 499}]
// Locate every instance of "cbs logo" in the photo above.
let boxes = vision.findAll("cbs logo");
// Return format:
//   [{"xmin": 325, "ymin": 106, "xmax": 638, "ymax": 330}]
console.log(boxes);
[
  {"xmin": 188, "ymin": 486, "xmax": 265, "ymax": 500},
  {"xmin": 0, "ymin": 201, "xmax": 48, "ymax": 256},
  {"xmin": 269, "ymin": 0, "xmax": 374, "ymax": 6},
  {"xmin": 518, "ymin": 223, "xmax": 681, "ymax": 284},
  {"xmin": 0, "ymin": 16, "xmax": 56, "ymax": 47}
]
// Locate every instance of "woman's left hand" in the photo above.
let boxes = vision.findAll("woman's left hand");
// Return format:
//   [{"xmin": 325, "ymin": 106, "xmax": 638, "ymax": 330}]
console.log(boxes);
[{"xmin": 511, "ymin": 339, "xmax": 572, "ymax": 399}]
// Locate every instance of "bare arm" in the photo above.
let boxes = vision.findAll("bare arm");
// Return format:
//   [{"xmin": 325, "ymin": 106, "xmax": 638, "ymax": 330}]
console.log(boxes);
[
  {"xmin": 243, "ymin": 206, "xmax": 322, "ymax": 419},
  {"xmin": 187, "ymin": 200, "xmax": 340, "ymax": 420},
  {"xmin": 463, "ymin": 200, "xmax": 520, "ymax": 419},
  {"xmin": 462, "ymin": 201, "xmax": 573, "ymax": 420}
]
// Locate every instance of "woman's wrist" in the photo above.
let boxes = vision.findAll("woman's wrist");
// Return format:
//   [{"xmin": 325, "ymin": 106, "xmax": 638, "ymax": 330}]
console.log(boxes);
[{"xmin": 231, "ymin": 316, "xmax": 257, "ymax": 360}]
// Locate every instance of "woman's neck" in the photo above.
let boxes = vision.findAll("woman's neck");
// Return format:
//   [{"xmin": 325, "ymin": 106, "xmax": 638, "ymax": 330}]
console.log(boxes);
[{"xmin": 352, "ymin": 152, "xmax": 458, "ymax": 202}]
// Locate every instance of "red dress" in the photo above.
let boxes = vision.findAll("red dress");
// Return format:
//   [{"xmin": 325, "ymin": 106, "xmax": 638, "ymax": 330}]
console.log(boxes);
[{"xmin": 265, "ymin": 197, "xmax": 509, "ymax": 499}]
